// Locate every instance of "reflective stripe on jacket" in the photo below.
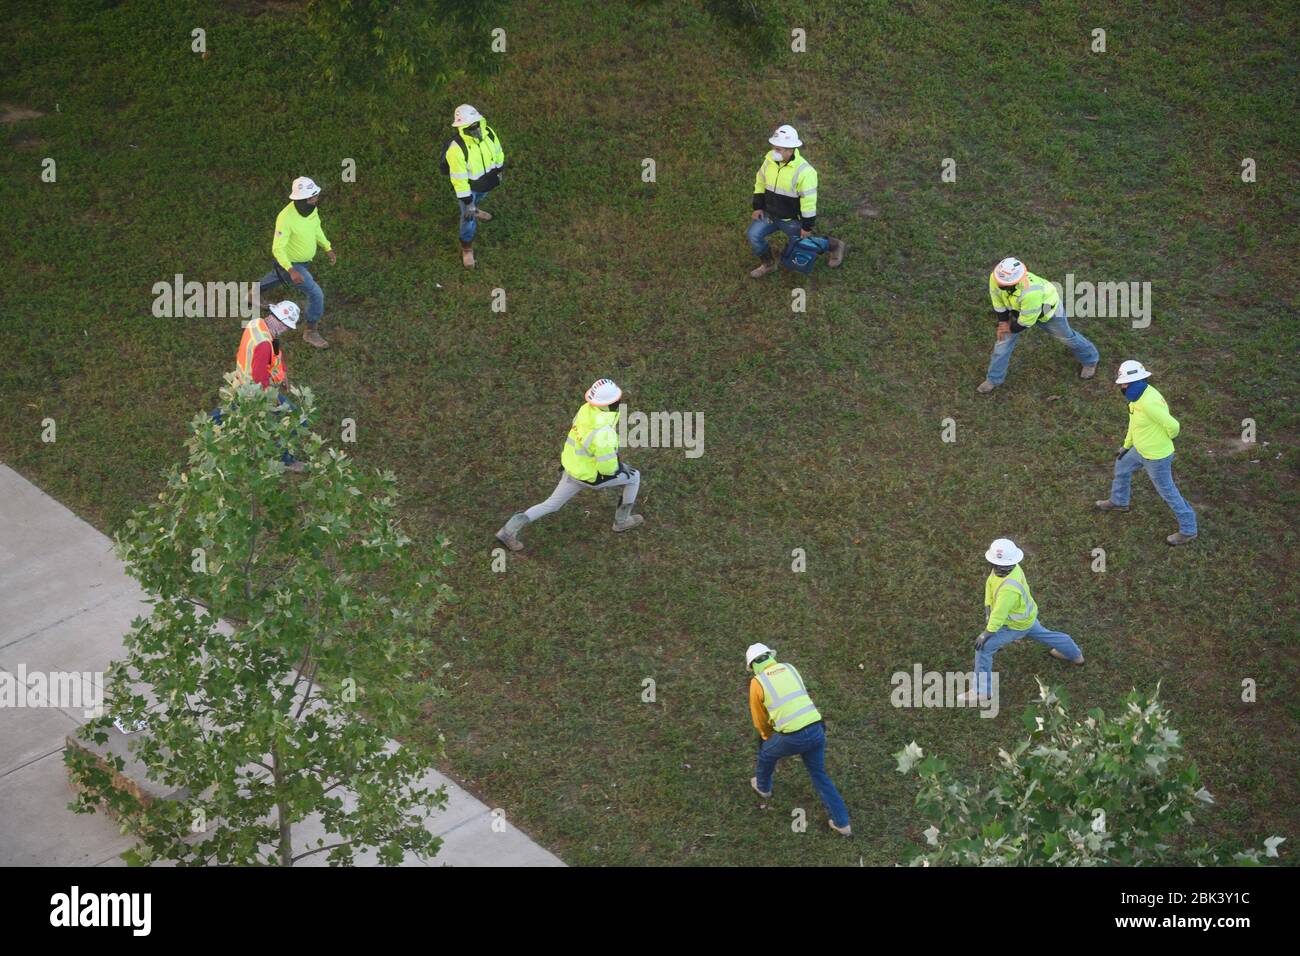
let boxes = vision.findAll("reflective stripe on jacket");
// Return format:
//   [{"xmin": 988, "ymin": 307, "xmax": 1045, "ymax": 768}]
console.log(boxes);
[
  {"xmin": 988, "ymin": 270, "xmax": 1060, "ymax": 329},
  {"xmin": 752, "ymin": 149, "xmax": 818, "ymax": 227},
  {"xmin": 984, "ymin": 564, "xmax": 1038, "ymax": 632},
  {"xmin": 560, "ymin": 403, "xmax": 620, "ymax": 482},
  {"xmin": 446, "ymin": 123, "xmax": 505, "ymax": 199},
  {"xmin": 235, "ymin": 319, "xmax": 284, "ymax": 388},
  {"xmin": 754, "ymin": 660, "xmax": 822, "ymax": 733}
]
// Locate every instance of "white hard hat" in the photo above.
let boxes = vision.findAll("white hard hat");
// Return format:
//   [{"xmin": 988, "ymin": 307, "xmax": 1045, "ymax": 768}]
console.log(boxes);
[
  {"xmin": 267, "ymin": 301, "xmax": 300, "ymax": 329},
  {"xmin": 985, "ymin": 538, "xmax": 1024, "ymax": 566},
  {"xmin": 1115, "ymin": 359, "xmax": 1152, "ymax": 385},
  {"xmin": 289, "ymin": 177, "xmax": 321, "ymax": 201},
  {"xmin": 585, "ymin": 378, "xmax": 623, "ymax": 407},
  {"xmin": 453, "ymin": 104, "xmax": 484, "ymax": 128},
  {"xmin": 993, "ymin": 257, "xmax": 1027, "ymax": 287},
  {"xmin": 768, "ymin": 124, "xmax": 802, "ymax": 148},
  {"xmin": 745, "ymin": 643, "xmax": 774, "ymax": 667}
]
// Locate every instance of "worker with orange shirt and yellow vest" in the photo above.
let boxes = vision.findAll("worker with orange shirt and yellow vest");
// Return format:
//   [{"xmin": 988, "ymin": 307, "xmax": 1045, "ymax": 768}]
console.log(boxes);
[
  {"xmin": 215, "ymin": 301, "xmax": 306, "ymax": 471},
  {"xmin": 745, "ymin": 643, "xmax": 851, "ymax": 836}
]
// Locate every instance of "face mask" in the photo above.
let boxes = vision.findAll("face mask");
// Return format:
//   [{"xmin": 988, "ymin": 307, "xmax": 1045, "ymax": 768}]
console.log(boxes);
[{"xmin": 294, "ymin": 198, "xmax": 317, "ymax": 216}]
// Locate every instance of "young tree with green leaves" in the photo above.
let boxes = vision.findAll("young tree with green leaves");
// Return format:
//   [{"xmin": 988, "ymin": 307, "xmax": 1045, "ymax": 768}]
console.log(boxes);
[
  {"xmin": 894, "ymin": 682, "xmax": 1284, "ymax": 866},
  {"xmin": 67, "ymin": 379, "xmax": 455, "ymax": 865}
]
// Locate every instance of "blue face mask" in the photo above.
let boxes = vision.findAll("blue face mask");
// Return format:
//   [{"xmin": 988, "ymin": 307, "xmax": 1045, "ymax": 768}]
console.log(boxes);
[{"xmin": 1122, "ymin": 380, "xmax": 1148, "ymax": 401}]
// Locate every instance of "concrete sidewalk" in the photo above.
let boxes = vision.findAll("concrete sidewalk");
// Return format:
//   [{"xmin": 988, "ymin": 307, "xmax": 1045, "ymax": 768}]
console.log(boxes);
[{"xmin": 0, "ymin": 464, "xmax": 562, "ymax": 867}]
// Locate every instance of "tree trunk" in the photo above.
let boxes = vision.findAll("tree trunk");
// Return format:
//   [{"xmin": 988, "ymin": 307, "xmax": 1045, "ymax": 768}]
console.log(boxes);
[{"xmin": 271, "ymin": 742, "xmax": 292, "ymax": 866}]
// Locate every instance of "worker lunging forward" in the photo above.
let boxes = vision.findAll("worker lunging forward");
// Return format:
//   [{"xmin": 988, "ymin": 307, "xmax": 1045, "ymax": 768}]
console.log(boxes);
[
  {"xmin": 977, "ymin": 257, "xmax": 1098, "ymax": 393},
  {"xmin": 495, "ymin": 379, "xmax": 644, "ymax": 552}
]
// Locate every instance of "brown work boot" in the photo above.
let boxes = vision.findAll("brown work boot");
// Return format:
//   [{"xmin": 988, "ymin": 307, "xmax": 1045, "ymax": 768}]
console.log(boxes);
[
  {"xmin": 976, "ymin": 379, "xmax": 998, "ymax": 394},
  {"xmin": 1080, "ymin": 364, "xmax": 1098, "ymax": 379},
  {"xmin": 1167, "ymin": 531, "xmax": 1198, "ymax": 546},
  {"xmin": 1094, "ymin": 499, "xmax": 1129, "ymax": 512},
  {"xmin": 302, "ymin": 327, "xmax": 329, "ymax": 349},
  {"xmin": 828, "ymin": 819, "xmax": 852, "ymax": 837},
  {"xmin": 1050, "ymin": 648, "xmax": 1085, "ymax": 665},
  {"xmin": 473, "ymin": 209, "xmax": 493, "ymax": 222},
  {"xmin": 827, "ymin": 237, "xmax": 846, "ymax": 268},
  {"xmin": 460, "ymin": 240, "xmax": 476, "ymax": 268},
  {"xmin": 749, "ymin": 248, "xmax": 778, "ymax": 278}
]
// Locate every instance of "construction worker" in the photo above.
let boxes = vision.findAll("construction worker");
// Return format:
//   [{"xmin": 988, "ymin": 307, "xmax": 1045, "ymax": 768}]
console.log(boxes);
[
  {"xmin": 216, "ymin": 301, "xmax": 305, "ymax": 471},
  {"xmin": 255, "ymin": 176, "xmax": 335, "ymax": 350},
  {"xmin": 977, "ymin": 257, "xmax": 1099, "ymax": 393},
  {"xmin": 233, "ymin": 301, "xmax": 298, "ymax": 390},
  {"xmin": 957, "ymin": 539, "xmax": 1084, "ymax": 704},
  {"xmin": 1096, "ymin": 360, "xmax": 1198, "ymax": 545},
  {"xmin": 747, "ymin": 124, "xmax": 845, "ymax": 278},
  {"xmin": 443, "ymin": 104, "xmax": 505, "ymax": 268},
  {"xmin": 495, "ymin": 379, "xmax": 643, "ymax": 551},
  {"xmin": 745, "ymin": 643, "xmax": 851, "ymax": 836}
]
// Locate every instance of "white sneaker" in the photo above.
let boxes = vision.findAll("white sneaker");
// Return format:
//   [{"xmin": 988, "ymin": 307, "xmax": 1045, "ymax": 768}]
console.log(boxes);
[{"xmin": 956, "ymin": 688, "xmax": 987, "ymax": 705}]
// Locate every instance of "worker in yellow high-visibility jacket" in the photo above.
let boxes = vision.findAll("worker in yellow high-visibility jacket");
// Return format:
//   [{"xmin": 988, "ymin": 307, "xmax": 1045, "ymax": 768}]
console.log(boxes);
[
  {"xmin": 747, "ymin": 124, "xmax": 844, "ymax": 277},
  {"xmin": 957, "ymin": 539, "xmax": 1084, "ymax": 705},
  {"xmin": 443, "ymin": 104, "xmax": 505, "ymax": 268},
  {"xmin": 1096, "ymin": 360, "xmax": 1198, "ymax": 545},
  {"xmin": 745, "ymin": 643, "xmax": 851, "ymax": 836},
  {"xmin": 255, "ymin": 177, "xmax": 336, "ymax": 350},
  {"xmin": 495, "ymin": 379, "xmax": 643, "ymax": 552},
  {"xmin": 978, "ymin": 257, "xmax": 1098, "ymax": 393}
]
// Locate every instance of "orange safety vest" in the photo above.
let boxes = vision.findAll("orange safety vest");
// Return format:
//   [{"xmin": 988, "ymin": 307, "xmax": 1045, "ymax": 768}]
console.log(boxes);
[{"xmin": 235, "ymin": 319, "xmax": 285, "ymax": 387}]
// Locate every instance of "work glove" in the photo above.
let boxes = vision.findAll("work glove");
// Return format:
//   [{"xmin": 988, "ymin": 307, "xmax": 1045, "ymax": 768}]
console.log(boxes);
[
  {"xmin": 974, "ymin": 631, "xmax": 992, "ymax": 651},
  {"xmin": 460, "ymin": 201, "xmax": 476, "ymax": 222},
  {"xmin": 1115, "ymin": 447, "xmax": 1128, "ymax": 461}
]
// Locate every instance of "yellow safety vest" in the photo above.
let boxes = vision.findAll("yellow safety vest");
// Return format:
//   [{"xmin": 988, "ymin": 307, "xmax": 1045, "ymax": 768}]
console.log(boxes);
[
  {"xmin": 984, "ymin": 565, "xmax": 1038, "ymax": 632},
  {"xmin": 755, "ymin": 660, "xmax": 822, "ymax": 733}
]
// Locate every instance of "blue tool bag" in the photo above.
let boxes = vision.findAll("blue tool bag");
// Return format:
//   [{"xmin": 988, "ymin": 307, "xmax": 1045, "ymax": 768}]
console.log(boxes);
[{"xmin": 780, "ymin": 235, "xmax": 831, "ymax": 274}]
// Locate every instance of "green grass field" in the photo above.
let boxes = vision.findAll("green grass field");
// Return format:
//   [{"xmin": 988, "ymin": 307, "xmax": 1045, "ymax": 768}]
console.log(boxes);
[{"xmin": 2, "ymin": 0, "xmax": 1297, "ymax": 865}]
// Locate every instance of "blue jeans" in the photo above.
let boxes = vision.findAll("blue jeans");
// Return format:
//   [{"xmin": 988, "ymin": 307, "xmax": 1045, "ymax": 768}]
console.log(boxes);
[
  {"xmin": 746, "ymin": 214, "xmax": 802, "ymax": 256},
  {"xmin": 754, "ymin": 721, "xmax": 849, "ymax": 828},
  {"xmin": 211, "ymin": 394, "xmax": 305, "ymax": 465},
  {"xmin": 1110, "ymin": 448, "xmax": 1197, "ymax": 535},
  {"xmin": 975, "ymin": 619, "xmax": 1082, "ymax": 696},
  {"xmin": 459, "ymin": 191, "xmax": 487, "ymax": 242},
  {"xmin": 259, "ymin": 262, "xmax": 324, "ymax": 328},
  {"xmin": 986, "ymin": 305, "xmax": 1099, "ymax": 385}
]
